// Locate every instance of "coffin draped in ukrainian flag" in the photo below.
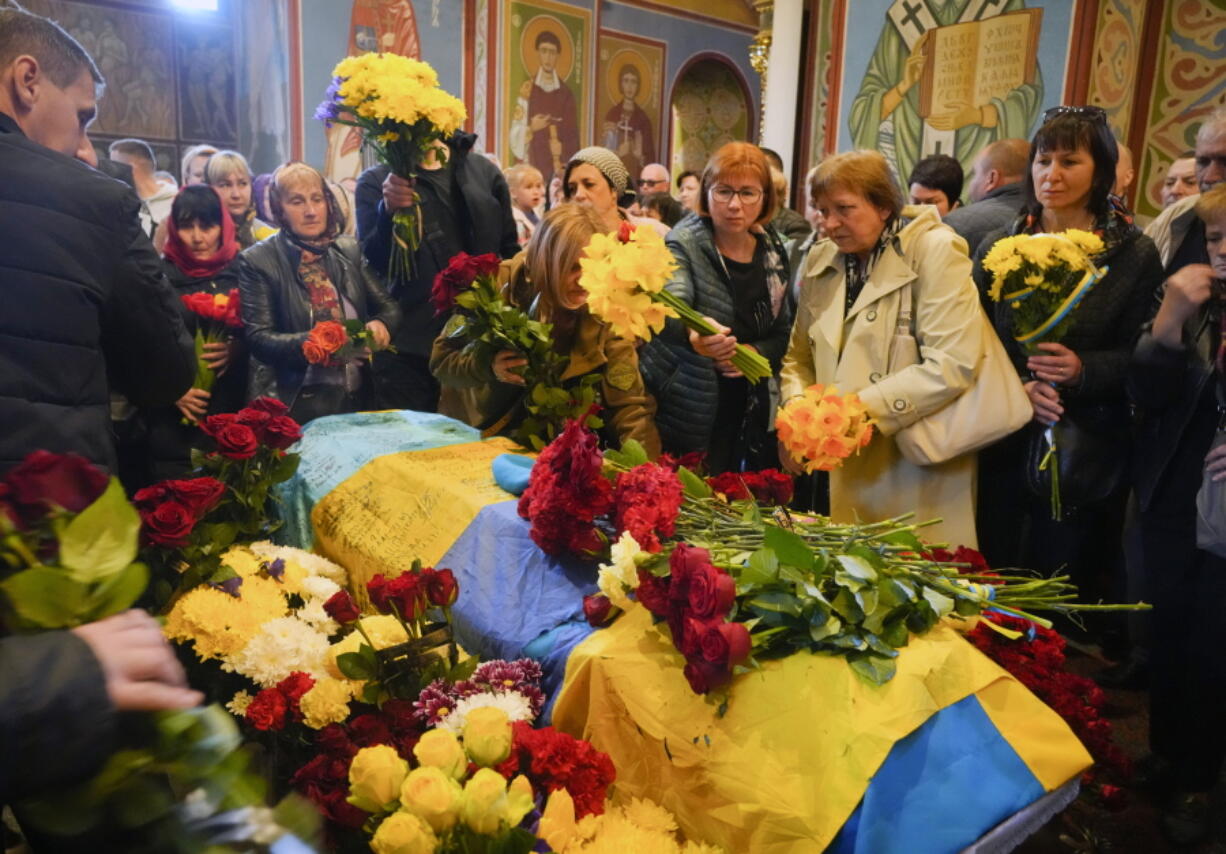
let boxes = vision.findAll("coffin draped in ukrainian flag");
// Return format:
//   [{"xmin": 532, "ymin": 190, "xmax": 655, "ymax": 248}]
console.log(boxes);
[{"xmin": 277, "ymin": 411, "xmax": 1092, "ymax": 854}]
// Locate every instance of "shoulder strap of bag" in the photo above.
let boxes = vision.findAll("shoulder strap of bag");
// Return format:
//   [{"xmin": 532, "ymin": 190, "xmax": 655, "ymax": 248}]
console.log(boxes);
[{"xmin": 895, "ymin": 280, "xmax": 914, "ymax": 337}]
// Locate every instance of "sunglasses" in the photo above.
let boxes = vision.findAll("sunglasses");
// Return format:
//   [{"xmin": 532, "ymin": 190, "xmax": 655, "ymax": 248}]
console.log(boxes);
[{"xmin": 1042, "ymin": 105, "xmax": 1108, "ymax": 125}]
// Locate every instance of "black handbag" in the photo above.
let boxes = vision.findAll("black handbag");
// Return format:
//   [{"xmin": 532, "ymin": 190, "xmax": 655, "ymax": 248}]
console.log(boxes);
[{"xmin": 1023, "ymin": 403, "xmax": 1129, "ymax": 514}]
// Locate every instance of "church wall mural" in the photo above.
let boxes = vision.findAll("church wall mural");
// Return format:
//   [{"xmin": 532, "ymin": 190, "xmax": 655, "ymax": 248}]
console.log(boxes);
[{"xmin": 594, "ymin": 30, "xmax": 666, "ymax": 182}]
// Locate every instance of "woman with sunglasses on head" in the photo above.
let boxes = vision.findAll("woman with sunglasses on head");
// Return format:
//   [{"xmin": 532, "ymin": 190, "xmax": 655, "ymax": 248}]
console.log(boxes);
[
  {"xmin": 638, "ymin": 142, "xmax": 793, "ymax": 473},
  {"xmin": 239, "ymin": 162, "xmax": 400, "ymax": 424},
  {"xmin": 972, "ymin": 106, "xmax": 1163, "ymax": 606}
]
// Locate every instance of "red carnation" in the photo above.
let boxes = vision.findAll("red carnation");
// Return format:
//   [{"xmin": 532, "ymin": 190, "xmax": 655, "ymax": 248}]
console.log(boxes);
[
  {"xmin": 277, "ymin": 671, "xmax": 316, "ymax": 707},
  {"xmin": 348, "ymin": 713, "xmax": 393, "ymax": 747},
  {"xmin": 612, "ymin": 463, "xmax": 683, "ymax": 552},
  {"xmin": 4, "ymin": 450, "xmax": 109, "ymax": 521},
  {"xmin": 323, "ymin": 590, "xmax": 361, "ymax": 624},
  {"xmin": 140, "ymin": 500, "xmax": 198, "ymax": 547},
  {"xmin": 263, "ymin": 415, "xmax": 303, "ymax": 450},
  {"xmin": 246, "ymin": 687, "xmax": 289, "ymax": 731}
]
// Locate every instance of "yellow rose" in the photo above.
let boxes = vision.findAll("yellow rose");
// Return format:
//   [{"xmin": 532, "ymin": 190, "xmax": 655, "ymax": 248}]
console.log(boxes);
[
  {"xmin": 399, "ymin": 766, "xmax": 463, "ymax": 832},
  {"xmin": 459, "ymin": 768, "xmax": 509, "ymax": 835},
  {"xmin": 462, "ymin": 706, "xmax": 512, "ymax": 767},
  {"xmin": 370, "ymin": 811, "xmax": 439, "ymax": 854},
  {"xmin": 348, "ymin": 745, "xmax": 409, "ymax": 814},
  {"xmin": 506, "ymin": 774, "xmax": 534, "ymax": 827},
  {"xmin": 413, "ymin": 729, "xmax": 468, "ymax": 780}
]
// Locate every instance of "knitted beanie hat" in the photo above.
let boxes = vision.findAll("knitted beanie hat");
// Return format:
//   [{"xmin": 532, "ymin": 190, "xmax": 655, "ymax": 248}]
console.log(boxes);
[{"xmin": 565, "ymin": 146, "xmax": 630, "ymax": 198}]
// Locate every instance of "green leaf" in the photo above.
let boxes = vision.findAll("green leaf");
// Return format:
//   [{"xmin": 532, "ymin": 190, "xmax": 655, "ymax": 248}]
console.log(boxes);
[
  {"xmin": 740, "ymin": 548, "xmax": 779, "ymax": 586},
  {"xmin": 676, "ymin": 465, "xmax": 712, "ymax": 500},
  {"xmin": 337, "ymin": 651, "xmax": 377, "ymax": 681},
  {"xmin": 86, "ymin": 561, "xmax": 149, "ymax": 620},
  {"xmin": 881, "ymin": 616, "xmax": 911, "ymax": 648},
  {"xmin": 271, "ymin": 451, "xmax": 301, "ymax": 483},
  {"xmin": 746, "ymin": 590, "xmax": 803, "ymax": 618},
  {"xmin": 922, "ymin": 587, "xmax": 955, "ymax": 618},
  {"xmin": 0, "ymin": 566, "xmax": 87, "ymax": 628},
  {"xmin": 809, "ymin": 609, "xmax": 841, "ymax": 642},
  {"xmin": 835, "ymin": 554, "xmax": 878, "ymax": 587},
  {"xmin": 605, "ymin": 439, "xmax": 649, "ymax": 468},
  {"xmin": 830, "ymin": 586, "xmax": 864, "ymax": 622},
  {"xmin": 881, "ymin": 529, "xmax": 925, "ymax": 551},
  {"xmin": 764, "ymin": 525, "xmax": 815, "ymax": 571},
  {"xmin": 849, "ymin": 652, "xmax": 898, "ymax": 685},
  {"xmin": 59, "ymin": 479, "xmax": 140, "ymax": 583}
]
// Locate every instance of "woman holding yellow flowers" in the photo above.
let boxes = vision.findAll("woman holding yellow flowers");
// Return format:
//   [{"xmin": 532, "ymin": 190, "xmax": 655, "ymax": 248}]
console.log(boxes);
[
  {"xmin": 972, "ymin": 107, "xmax": 1163, "ymax": 610},
  {"xmin": 430, "ymin": 204, "xmax": 661, "ymax": 456},
  {"xmin": 779, "ymin": 150, "xmax": 985, "ymax": 547}
]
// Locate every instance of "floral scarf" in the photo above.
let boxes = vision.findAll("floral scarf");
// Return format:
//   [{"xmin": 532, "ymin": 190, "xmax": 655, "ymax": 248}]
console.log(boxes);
[{"xmin": 843, "ymin": 215, "xmax": 906, "ymax": 315}]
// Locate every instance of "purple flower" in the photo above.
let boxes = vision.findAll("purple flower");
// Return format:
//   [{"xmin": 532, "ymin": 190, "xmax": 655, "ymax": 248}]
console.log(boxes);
[
  {"xmin": 209, "ymin": 576, "xmax": 243, "ymax": 598},
  {"xmin": 413, "ymin": 679, "xmax": 456, "ymax": 725},
  {"xmin": 262, "ymin": 558, "xmax": 285, "ymax": 582},
  {"xmin": 313, "ymin": 77, "xmax": 344, "ymax": 127}
]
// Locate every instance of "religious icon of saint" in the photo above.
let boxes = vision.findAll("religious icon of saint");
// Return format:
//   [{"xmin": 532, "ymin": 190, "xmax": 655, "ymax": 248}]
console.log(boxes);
[
  {"xmin": 509, "ymin": 21, "xmax": 580, "ymax": 186},
  {"xmin": 601, "ymin": 61, "xmax": 655, "ymax": 180}
]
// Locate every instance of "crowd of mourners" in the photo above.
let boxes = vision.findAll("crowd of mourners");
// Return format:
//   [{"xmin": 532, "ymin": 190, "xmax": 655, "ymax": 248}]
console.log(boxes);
[{"xmin": 3, "ymin": 3, "xmax": 1226, "ymax": 847}]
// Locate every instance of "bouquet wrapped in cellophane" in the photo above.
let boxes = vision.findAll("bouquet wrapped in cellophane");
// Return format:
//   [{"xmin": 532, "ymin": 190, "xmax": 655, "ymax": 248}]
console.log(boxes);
[
  {"xmin": 315, "ymin": 52, "xmax": 467, "ymax": 283},
  {"xmin": 983, "ymin": 229, "xmax": 1108, "ymax": 520}
]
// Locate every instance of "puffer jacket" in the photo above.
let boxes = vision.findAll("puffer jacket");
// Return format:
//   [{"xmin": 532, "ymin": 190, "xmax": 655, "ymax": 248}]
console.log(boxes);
[
  {"xmin": 0, "ymin": 112, "xmax": 194, "ymax": 473},
  {"xmin": 238, "ymin": 232, "xmax": 401, "ymax": 403},
  {"xmin": 638, "ymin": 212, "xmax": 793, "ymax": 454}
]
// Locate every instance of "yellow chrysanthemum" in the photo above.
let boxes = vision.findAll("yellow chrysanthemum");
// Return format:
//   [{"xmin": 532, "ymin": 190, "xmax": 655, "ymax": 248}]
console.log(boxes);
[{"xmin": 163, "ymin": 575, "xmax": 288, "ymax": 660}]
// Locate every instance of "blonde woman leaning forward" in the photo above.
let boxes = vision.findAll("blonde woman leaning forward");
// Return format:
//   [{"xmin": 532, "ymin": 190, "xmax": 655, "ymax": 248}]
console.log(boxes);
[{"xmin": 779, "ymin": 150, "xmax": 984, "ymax": 547}]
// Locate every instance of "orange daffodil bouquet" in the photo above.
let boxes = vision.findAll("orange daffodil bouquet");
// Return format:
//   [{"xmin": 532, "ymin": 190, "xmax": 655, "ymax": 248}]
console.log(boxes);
[
  {"xmin": 578, "ymin": 223, "xmax": 773, "ymax": 382},
  {"xmin": 775, "ymin": 384, "xmax": 874, "ymax": 472}
]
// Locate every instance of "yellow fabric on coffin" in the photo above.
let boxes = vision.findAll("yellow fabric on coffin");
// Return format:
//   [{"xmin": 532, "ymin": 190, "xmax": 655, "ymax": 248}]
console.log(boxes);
[
  {"xmin": 552, "ymin": 603, "xmax": 1092, "ymax": 854},
  {"xmin": 309, "ymin": 437, "xmax": 521, "ymax": 606}
]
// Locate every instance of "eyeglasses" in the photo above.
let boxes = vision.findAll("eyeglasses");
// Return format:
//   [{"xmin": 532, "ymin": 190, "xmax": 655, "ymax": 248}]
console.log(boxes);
[
  {"xmin": 710, "ymin": 185, "xmax": 763, "ymax": 205},
  {"xmin": 637, "ymin": 178, "xmax": 668, "ymax": 187},
  {"xmin": 1042, "ymin": 105, "xmax": 1108, "ymax": 125}
]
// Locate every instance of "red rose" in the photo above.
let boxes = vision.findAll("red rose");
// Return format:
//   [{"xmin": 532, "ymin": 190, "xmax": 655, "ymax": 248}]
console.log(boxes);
[
  {"xmin": 367, "ymin": 574, "xmax": 392, "ymax": 614},
  {"xmin": 140, "ymin": 500, "xmax": 197, "ymax": 547},
  {"xmin": 247, "ymin": 396, "xmax": 290, "ymax": 417},
  {"xmin": 387, "ymin": 572, "xmax": 425, "ymax": 620},
  {"xmin": 263, "ymin": 415, "xmax": 303, "ymax": 450},
  {"xmin": 321, "ymin": 789, "xmax": 369, "ymax": 828},
  {"xmin": 668, "ymin": 543, "xmax": 712, "ymax": 604},
  {"xmin": 323, "ymin": 590, "xmax": 361, "ymax": 623},
  {"xmin": 164, "ymin": 477, "xmax": 225, "ymax": 516},
  {"xmin": 181, "ymin": 292, "xmax": 217, "ymax": 318},
  {"xmin": 753, "ymin": 470, "xmax": 794, "ymax": 506},
  {"xmin": 425, "ymin": 568, "xmax": 459, "ymax": 607},
  {"xmin": 303, "ymin": 339, "xmax": 330, "ymax": 365},
  {"xmin": 311, "ymin": 321, "xmax": 348, "ymax": 354},
  {"xmin": 431, "ymin": 252, "xmax": 500, "ymax": 315},
  {"xmin": 235, "ymin": 408, "xmax": 272, "ymax": 438},
  {"xmin": 209, "ymin": 422, "xmax": 259, "ymax": 460},
  {"xmin": 583, "ymin": 594, "xmax": 614, "ymax": 627},
  {"xmin": 617, "ymin": 220, "xmax": 634, "ymax": 242},
  {"xmin": 687, "ymin": 565, "xmax": 737, "ymax": 619},
  {"xmin": 635, "ymin": 569, "xmax": 670, "ymax": 617},
  {"xmin": 4, "ymin": 450, "xmax": 109, "ymax": 519},
  {"xmin": 706, "ymin": 472, "xmax": 751, "ymax": 501},
  {"xmin": 246, "ymin": 688, "xmax": 289, "ymax": 730},
  {"xmin": 132, "ymin": 482, "xmax": 170, "ymax": 509},
  {"xmin": 700, "ymin": 621, "xmax": 750, "ymax": 667},
  {"xmin": 682, "ymin": 657, "xmax": 729, "ymax": 695},
  {"xmin": 222, "ymin": 289, "xmax": 242, "ymax": 328}
]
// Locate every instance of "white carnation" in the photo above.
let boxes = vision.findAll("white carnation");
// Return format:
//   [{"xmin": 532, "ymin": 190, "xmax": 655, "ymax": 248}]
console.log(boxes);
[
  {"xmin": 296, "ymin": 598, "xmax": 339, "ymax": 635},
  {"xmin": 437, "ymin": 690, "xmax": 535, "ymax": 732},
  {"xmin": 299, "ymin": 574, "xmax": 342, "ymax": 603}
]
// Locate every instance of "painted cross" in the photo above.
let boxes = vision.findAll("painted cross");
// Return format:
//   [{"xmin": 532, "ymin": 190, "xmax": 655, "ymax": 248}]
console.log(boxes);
[{"xmin": 888, "ymin": 0, "xmax": 938, "ymax": 50}]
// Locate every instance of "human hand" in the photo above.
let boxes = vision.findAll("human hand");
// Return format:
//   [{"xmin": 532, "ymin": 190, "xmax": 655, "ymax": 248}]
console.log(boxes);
[
  {"xmin": 176, "ymin": 388, "xmax": 211, "ymax": 425},
  {"xmin": 1026, "ymin": 342, "xmax": 1083, "ymax": 386},
  {"xmin": 492, "ymin": 350, "xmax": 528, "ymax": 386},
  {"xmin": 72, "ymin": 610, "xmax": 203, "ymax": 711},
  {"xmin": 529, "ymin": 113, "xmax": 553, "ymax": 133},
  {"xmin": 1206, "ymin": 443, "xmax": 1226, "ymax": 482},
  {"xmin": 382, "ymin": 172, "xmax": 416, "ymax": 213},
  {"xmin": 714, "ymin": 359, "xmax": 744, "ymax": 378},
  {"xmin": 900, "ymin": 42, "xmax": 927, "ymax": 92},
  {"xmin": 689, "ymin": 318, "xmax": 737, "ymax": 361},
  {"xmin": 200, "ymin": 339, "xmax": 230, "ymax": 375},
  {"xmin": 1152, "ymin": 264, "xmax": 1217, "ymax": 347},
  {"xmin": 1024, "ymin": 380, "xmax": 1063, "ymax": 425},
  {"xmin": 927, "ymin": 100, "xmax": 981, "ymax": 131},
  {"xmin": 365, "ymin": 319, "xmax": 391, "ymax": 350}
]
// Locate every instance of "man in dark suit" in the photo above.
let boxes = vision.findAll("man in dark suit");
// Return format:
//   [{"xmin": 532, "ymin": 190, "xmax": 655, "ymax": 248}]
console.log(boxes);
[{"xmin": 943, "ymin": 138, "xmax": 1029, "ymax": 256}]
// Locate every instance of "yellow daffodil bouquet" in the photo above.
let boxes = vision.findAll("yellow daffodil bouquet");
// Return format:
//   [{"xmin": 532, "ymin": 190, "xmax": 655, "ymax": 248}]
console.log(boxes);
[
  {"xmin": 579, "ymin": 222, "xmax": 773, "ymax": 382},
  {"xmin": 982, "ymin": 230, "xmax": 1107, "ymax": 351},
  {"xmin": 316, "ymin": 52, "xmax": 468, "ymax": 282},
  {"xmin": 775, "ymin": 383, "xmax": 874, "ymax": 473}
]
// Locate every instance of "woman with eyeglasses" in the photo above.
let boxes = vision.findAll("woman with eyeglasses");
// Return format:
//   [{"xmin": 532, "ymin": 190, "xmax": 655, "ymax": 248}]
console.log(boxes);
[
  {"xmin": 972, "ymin": 106, "xmax": 1163, "ymax": 606},
  {"xmin": 779, "ymin": 150, "xmax": 984, "ymax": 546},
  {"xmin": 638, "ymin": 142, "xmax": 793, "ymax": 473}
]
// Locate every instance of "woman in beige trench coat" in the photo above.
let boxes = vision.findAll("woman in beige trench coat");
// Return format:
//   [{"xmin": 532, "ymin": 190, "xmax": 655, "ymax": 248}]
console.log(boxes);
[{"xmin": 780, "ymin": 150, "xmax": 984, "ymax": 547}]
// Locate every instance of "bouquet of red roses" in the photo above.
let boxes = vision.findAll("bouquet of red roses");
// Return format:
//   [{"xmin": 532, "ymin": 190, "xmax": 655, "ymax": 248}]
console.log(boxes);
[
  {"xmin": 181, "ymin": 290, "xmax": 241, "ymax": 393},
  {"xmin": 302, "ymin": 319, "xmax": 378, "ymax": 367}
]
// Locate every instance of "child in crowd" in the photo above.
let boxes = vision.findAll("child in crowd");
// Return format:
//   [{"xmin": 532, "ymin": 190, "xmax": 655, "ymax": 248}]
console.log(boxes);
[{"xmin": 505, "ymin": 163, "xmax": 545, "ymax": 247}]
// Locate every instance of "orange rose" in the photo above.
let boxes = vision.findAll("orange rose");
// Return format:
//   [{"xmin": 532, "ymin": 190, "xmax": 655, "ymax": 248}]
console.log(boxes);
[
  {"xmin": 303, "ymin": 339, "xmax": 330, "ymax": 364},
  {"xmin": 312, "ymin": 321, "xmax": 349, "ymax": 354}
]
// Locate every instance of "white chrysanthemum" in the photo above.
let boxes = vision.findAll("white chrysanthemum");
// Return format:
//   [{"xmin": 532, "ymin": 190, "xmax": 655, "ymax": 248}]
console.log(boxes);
[
  {"xmin": 226, "ymin": 690, "xmax": 253, "ymax": 717},
  {"xmin": 249, "ymin": 541, "xmax": 347, "ymax": 584},
  {"xmin": 295, "ymin": 598, "xmax": 339, "ymax": 635},
  {"xmin": 597, "ymin": 531, "xmax": 645, "ymax": 609},
  {"xmin": 299, "ymin": 574, "xmax": 342, "ymax": 603},
  {"xmin": 437, "ymin": 690, "xmax": 535, "ymax": 732},
  {"xmin": 223, "ymin": 616, "xmax": 331, "ymax": 686}
]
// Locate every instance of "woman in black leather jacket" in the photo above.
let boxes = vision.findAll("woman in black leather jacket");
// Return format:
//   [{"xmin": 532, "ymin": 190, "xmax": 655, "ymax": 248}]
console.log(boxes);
[{"xmin": 238, "ymin": 162, "xmax": 400, "ymax": 424}]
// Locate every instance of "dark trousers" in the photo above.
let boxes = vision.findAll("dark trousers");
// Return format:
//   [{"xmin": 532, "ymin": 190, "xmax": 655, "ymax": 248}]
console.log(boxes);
[{"xmin": 372, "ymin": 351, "xmax": 440, "ymax": 413}]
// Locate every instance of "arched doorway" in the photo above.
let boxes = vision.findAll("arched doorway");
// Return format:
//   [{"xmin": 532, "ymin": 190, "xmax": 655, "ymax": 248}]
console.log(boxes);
[{"xmin": 668, "ymin": 55, "xmax": 754, "ymax": 182}]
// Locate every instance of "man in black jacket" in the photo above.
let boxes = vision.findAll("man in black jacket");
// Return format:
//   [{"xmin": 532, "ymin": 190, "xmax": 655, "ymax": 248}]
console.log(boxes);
[
  {"xmin": 0, "ymin": 5, "xmax": 196, "ymax": 475},
  {"xmin": 355, "ymin": 133, "xmax": 519, "ymax": 412},
  {"xmin": 0, "ymin": 4, "xmax": 200, "ymax": 817}
]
